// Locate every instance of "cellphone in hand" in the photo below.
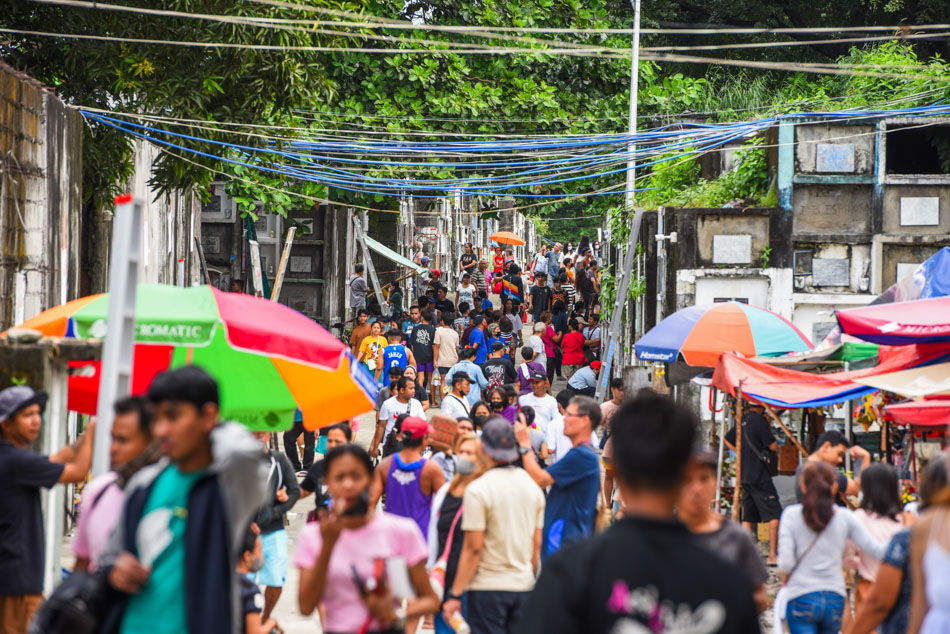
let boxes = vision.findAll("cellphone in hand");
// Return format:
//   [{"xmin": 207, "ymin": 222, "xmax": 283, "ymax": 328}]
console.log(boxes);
[{"xmin": 342, "ymin": 489, "xmax": 370, "ymax": 517}]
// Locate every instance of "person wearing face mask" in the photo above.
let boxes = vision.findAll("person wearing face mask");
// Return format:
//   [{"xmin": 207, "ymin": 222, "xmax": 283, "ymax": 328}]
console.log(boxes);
[
  {"xmin": 431, "ymin": 418, "xmax": 476, "ymax": 482},
  {"xmin": 486, "ymin": 387, "xmax": 516, "ymax": 423},
  {"xmin": 428, "ymin": 435, "xmax": 485, "ymax": 634},
  {"xmin": 237, "ymin": 526, "xmax": 282, "ymax": 634},
  {"xmin": 296, "ymin": 444, "xmax": 441, "ymax": 633}
]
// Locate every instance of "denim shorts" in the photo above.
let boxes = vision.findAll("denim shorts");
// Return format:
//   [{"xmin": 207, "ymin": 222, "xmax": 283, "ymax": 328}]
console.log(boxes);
[
  {"xmin": 250, "ymin": 529, "xmax": 288, "ymax": 588},
  {"xmin": 786, "ymin": 590, "xmax": 844, "ymax": 634}
]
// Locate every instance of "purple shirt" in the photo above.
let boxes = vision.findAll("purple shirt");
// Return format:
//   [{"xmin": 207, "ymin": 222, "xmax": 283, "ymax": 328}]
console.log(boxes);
[
  {"xmin": 516, "ymin": 361, "xmax": 547, "ymax": 395},
  {"xmin": 384, "ymin": 454, "xmax": 432, "ymax": 542}
]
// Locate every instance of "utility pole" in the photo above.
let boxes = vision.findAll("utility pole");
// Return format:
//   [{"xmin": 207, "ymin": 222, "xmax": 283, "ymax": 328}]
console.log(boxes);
[
  {"xmin": 92, "ymin": 194, "xmax": 142, "ymax": 477},
  {"xmin": 595, "ymin": 0, "xmax": 642, "ymax": 402}
]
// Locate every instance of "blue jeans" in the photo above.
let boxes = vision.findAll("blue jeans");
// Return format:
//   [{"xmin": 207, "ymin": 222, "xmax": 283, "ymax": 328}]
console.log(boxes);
[{"xmin": 786, "ymin": 591, "xmax": 845, "ymax": 634}]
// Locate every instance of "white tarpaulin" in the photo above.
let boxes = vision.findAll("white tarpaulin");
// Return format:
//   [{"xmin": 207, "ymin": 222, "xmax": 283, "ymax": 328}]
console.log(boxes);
[{"xmin": 854, "ymin": 361, "xmax": 950, "ymax": 398}]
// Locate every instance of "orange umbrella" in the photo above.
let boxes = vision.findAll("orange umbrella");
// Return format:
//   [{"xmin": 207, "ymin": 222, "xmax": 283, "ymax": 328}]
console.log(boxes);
[{"xmin": 490, "ymin": 231, "xmax": 525, "ymax": 246}]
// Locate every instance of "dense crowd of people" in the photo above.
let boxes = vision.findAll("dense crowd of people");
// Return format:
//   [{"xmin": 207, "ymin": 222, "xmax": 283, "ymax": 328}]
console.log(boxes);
[{"xmin": 2, "ymin": 239, "xmax": 950, "ymax": 634}]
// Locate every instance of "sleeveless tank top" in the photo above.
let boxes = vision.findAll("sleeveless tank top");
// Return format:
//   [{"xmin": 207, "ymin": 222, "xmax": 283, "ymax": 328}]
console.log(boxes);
[
  {"xmin": 921, "ymin": 508, "xmax": 950, "ymax": 634},
  {"xmin": 384, "ymin": 454, "xmax": 431, "ymax": 541},
  {"xmin": 383, "ymin": 345, "xmax": 409, "ymax": 371}
]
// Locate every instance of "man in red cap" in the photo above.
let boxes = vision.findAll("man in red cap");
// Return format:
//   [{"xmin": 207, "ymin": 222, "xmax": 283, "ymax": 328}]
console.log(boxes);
[
  {"xmin": 567, "ymin": 360, "xmax": 601, "ymax": 397},
  {"xmin": 370, "ymin": 416, "xmax": 445, "ymax": 542}
]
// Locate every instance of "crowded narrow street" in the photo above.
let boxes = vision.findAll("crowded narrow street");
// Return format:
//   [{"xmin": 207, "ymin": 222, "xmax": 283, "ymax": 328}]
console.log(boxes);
[{"xmin": 4, "ymin": 3, "xmax": 950, "ymax": 634}]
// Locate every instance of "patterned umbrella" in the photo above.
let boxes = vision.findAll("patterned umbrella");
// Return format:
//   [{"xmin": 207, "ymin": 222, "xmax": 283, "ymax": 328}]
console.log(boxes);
[
  {"xmin": 11, "ymin": 284, "xmax": 377, "ymax": 431},
  {"xmin": 636, "ymin": 302, "xmax": 813, "ymax": 368}
]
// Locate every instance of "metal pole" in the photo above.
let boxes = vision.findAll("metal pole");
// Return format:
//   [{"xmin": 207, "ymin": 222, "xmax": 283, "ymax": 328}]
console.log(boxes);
[
  {"xmin": 43, "ymin": 358, "xmax": 68, "ymax": 593},
  {"xmin": 656, "ymin": 206, "xmax": 666, "ymax": 325},
  {"xmin": 731, "ymin": 386, "xmax": 744, "ymax": 522},
  {"xmin": 92, "ymin": 194, "xmax": 142, "ymax": 477},
  {"xmin": 714, "ymin": 389, "xmax": 726, "ymax": 514},
  {"xmin": 844, "ymin": 361, "xmax": 853, "ymax": 473},
  {"xmin": 594, "ymin": 0, "xmax": 641, "ymax": 402}
]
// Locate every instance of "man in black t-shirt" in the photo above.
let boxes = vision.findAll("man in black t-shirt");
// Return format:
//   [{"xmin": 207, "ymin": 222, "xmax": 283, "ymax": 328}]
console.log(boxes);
[
  {"xmin": 434, "ymin": 286, "xmax": 455, "ymax": 318},
  {"xmin": 724, "ymin": 402, "xmax": 781, "ymax": 564},
  {"xmin": 482, "ymin": 341, "xmax": 517, "ymax": 389},
  {"xmin": 528, "ymin": 272, "xmax": 552, "ymax": 321},
  {"xmin": 517, "ymin": 391, "xmax": 760, "ymax": 634},
  {"xmin": 0, "ymin": 386, "xmax": 96, "ymax": 629},
  {"xmin": 411, "ymin": 309, "xmax": 437, "ymax": 390}
]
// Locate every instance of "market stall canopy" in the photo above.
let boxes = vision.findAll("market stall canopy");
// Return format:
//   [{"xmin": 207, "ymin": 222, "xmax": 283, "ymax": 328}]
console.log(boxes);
[
  {"xmin": 489, "ymin": 231, "xmax": 525, "ymax": 246},
  {"xmin": 8, "ymin": 284, "xmax": 378, "ymax": 430},
  {"xmin": 884, "ymin": 398, "xmax": 950, "ymax": 429},
  {"xmin": 854, "ymin": 362, "xmax": 950, "ymax": 399},
  {"xmin": 837, "ymin": 296, "xmax": 950, "ymax": 345},
  {"xmin": 819, "ymin": 246, "xmax": 950, "ymax": 348},
  {"xmin": 636, "ymin": 302, "xmax": 812, "ymax": 368},
  {"xmin": 752, "ymin": 340, "xmax": 878, "ymax": 368},
  {"xmin": 711, "ymin": 343, "xmax": 950, "ymax": 408},
  {"xmin": 362, "ymin": 235, "xmax": 425, "ymax": 275}
]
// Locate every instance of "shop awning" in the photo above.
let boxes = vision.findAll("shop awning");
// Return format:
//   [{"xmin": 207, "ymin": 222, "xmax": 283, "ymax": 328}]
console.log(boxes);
[
  {"xmin": 885, "ymin": 398, "xmax": 950, "ymax": 429},
  {"xmin": 711, "ymin": 343, "xmax": 950, "ymax": 408},
  {"xmin": 362, "ymin": 235, "xmax": 425, "ymax": 275},
  {"xmin": 854, "ymin": 361, "xmax": 950, "ymax": 399},
  {"xmin": 837, "ymin": 296, "xmax": 950, "ymax": 346}
]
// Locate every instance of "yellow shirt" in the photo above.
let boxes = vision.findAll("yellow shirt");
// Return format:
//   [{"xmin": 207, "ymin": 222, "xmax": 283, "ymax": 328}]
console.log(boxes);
[{"xmin": 359, "ymin": 335, "xmax": 386, "ymax": 369}]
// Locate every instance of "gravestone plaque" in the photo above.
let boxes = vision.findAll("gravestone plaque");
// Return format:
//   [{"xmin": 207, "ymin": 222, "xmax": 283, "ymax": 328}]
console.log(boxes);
[
  {"xmin": 812, "ymin": 258, "xmax": 850, "ymax": 287},
  {"xmin": 899, "ymin": 197, "xmax": 939, "ymax": 226},
  {"xmin": 200, "ymin": 236, "xmax": 220, "ymax": 255},
  {"xmin": 816, "ymin": 143, "xmax": 855, "ymax": 173},
  {"xmin": 290, "ymin": 255, "xmax": 312, "ymax": 274},
  {"xmin": 897, "ymin": 262, "xmax": 920, "ymax": 281},
  {"xmin": 712, "ymin": 234, "xmax": 752, "ymax": 264},
  {"xmin": 812, "ymin": 321, "xmax": 836, "ymax": 343}
]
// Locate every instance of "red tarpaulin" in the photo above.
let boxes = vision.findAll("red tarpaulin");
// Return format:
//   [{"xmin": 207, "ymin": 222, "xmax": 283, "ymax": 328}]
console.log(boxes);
[
  {"xmin": 885, "ymin": 398, "xmax": 950, "ymax": 429},
  {"xmin": 711, "ymin": 343, "xmax": 950, "ymax": 408},
  {"xmin": 837, "ymin": 296, "xmax": 950, "ymax": 346}
]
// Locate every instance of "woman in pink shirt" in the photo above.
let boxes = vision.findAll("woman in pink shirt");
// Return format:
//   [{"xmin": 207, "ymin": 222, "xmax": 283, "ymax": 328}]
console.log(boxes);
[
  {"xmin": 845, "ymin": 463, "xmax": 904, "ymax": 614},
  {"xmin": 296, "ymin": 444, "xmax": 440, "ymax": 633}
]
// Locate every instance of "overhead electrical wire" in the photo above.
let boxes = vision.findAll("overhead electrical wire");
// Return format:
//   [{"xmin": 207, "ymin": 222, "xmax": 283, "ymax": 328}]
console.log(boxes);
[
  {"xmin": 81, "ymin": 103, "xmax": 950, "ymax": 200},
  {"xmin": 27, "ymin": 0, "xmax": 950, "ymax": 59}
]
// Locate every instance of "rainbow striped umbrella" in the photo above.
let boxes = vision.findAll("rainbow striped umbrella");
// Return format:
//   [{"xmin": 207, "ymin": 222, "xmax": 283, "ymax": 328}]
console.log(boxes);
[
  {"xmin": 12, "ymin": 284, "xmax": 377, "ymax": 431},
  {"xmin": 636, "ymin": 302, "xmax": 813, "ymax": 368}
]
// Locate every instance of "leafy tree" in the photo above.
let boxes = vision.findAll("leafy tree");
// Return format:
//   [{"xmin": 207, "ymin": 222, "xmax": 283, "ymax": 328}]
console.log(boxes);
[{"xmin": 1, "ymin": 1, "xmax": 341, "ymax": 211}]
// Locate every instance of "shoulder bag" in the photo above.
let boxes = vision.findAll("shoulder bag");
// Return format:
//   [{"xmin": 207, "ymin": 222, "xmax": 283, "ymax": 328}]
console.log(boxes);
[
  {"xmin": 429, "ymin": 504, "xmax": 464, "ymax": 599},
  {"xmin": 743, "ymin": 419, "xmax": 779, "ymax": 477}
]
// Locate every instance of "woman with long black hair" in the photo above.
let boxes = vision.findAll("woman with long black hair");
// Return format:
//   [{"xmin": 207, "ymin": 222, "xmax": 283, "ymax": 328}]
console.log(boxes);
[
  {"xmin": 777, "ymin": 461, "xmax": 885, "ymax": 634},
  {"xmin": 296, "ymin": 444, "xmax": 440, "ymax": 633},
  {"xmin": 845, "ymin": 463, "xmax": 904, "ymax": 614}
]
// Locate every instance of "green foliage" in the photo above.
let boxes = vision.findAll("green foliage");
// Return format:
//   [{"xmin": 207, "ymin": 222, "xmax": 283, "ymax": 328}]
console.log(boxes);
[
  {"xmin": 760, "ymin": 245, "xmax": 772, "ymax": 269},
  {"xmin": 1, "ymin": 0, "xmax": 342, "ymax": 212}
]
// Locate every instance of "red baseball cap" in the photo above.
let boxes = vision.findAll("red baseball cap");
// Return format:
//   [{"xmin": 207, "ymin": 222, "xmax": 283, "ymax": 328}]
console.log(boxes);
[
  {"xmin": 591, "ymin": 361, "xmax": 602, "ymax": 371},
  {"xmin": 401, "ymin": 416, "xmax": 431, "ymax": 441}
]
